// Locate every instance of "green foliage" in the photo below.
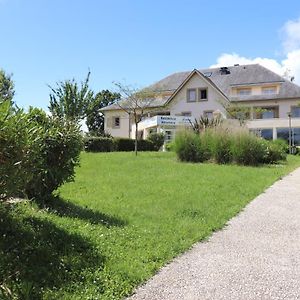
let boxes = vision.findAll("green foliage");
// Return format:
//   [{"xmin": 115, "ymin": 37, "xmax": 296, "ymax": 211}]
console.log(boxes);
[
  {"xmin": 0, "ymin": 102, "xmax": 82, "ymax": 199},
  {"xmin": 83, "ymin": 137, "xmax": 156, "ymax": 152},
  {"xmin": 0, "ymin": 101, "xmax": 30, "ymax": 198},
  {"xmin": 24, "ymin": 108, "xmax": 83, "ymax": 198},
  {"xmin": 146, "ymin": 133, "xmax": 165, "ymax": 151},
  {"xmin": 48, "ymin": 72, "xmax": 93, "ymax": 122},
  {"xmin": 84, "ymin": 137, "xmax": 116, "ymax": 152},
  {"xmin": 174, "ymin": 128, "xmax": 287, "ymax": 166},
  {"xmin": 86, "ymin": 90, "xmax": 120, "ymax": 136},
  {"xmin": 0, "ymin": 69, "xmax": 14, "ymax": 103},
  {"xmin": 114, "ymin": 138, "xmax": 155, "ymax": 152},
  {"xmin": 190, "ymin": 116, "xmax": 222, "ymax": 133},
  {"xmin": 230, "ymin": 131, "xmax": 267, "ymax": 166},
  {"xmin": 263, "ymin": 139, "xmax": 288, "ymax": 163},
  {"xmin": 1, "ymin": 152, "xmax": 299, "ymax": 299},
  {"xmin": 210, "ymin": 128, "xmax": 233, "ymax": 164},
  {"xmin": 173, "ymin": 131, "xmax": 207, "ymax": 162}
]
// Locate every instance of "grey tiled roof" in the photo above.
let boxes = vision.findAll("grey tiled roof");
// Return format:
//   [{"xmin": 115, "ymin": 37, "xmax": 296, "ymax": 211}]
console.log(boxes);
[{"xmin": 101, "ymin": 64, "xmax": 300, "ymax": 111}]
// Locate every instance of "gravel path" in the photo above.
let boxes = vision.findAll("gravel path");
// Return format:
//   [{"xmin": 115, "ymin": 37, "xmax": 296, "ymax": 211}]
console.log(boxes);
[{"xmin": 128, "ymin": 168, "xmax": 300, "ymax": 300}]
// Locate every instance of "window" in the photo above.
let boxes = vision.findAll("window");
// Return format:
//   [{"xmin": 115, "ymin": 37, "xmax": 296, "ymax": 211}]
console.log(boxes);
[
  {"xmin": 237, "ymin": 88, "xmax": 251, "ymax": 96},
  {"xmin": 187, "ymin": 88, "xmax": 197, "ymax": 102},
  {"xmin": 262, "ymin": 86, "xmax": 276, "ymax": 95},
  {"xmin": 260, "ymin": 129, "xmax": 273, "ymax": 140},
  {"xmin": 255, "ymin": 107, "xmax": 278, "ymax": 119},
  {"xmin": 181, "ymin": 112, "xmax": 191, "ymax": 117},
  {"xmin": 113, "ymin": 116, "xmax": 120, "ymax": 128},
  {"xmin": 203, "ymin": 111, "xmax": 213, "ymax": 119},
  {"xmin": 164, "ymin": 130, "xmax": 173, "ymax": 143},
  {"xmin": 277, "ymin": 128, "xmax": 300, "ymax": 146},
  {"xmin": 291, "ymin": 106, "xmax": 300, "ymax": 118},
  {"xmin": 198, "ymin": 88, "xmax": 208, "ymax": 100}
]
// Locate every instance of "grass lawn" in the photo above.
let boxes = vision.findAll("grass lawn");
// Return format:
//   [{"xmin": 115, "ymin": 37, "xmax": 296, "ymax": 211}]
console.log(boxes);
[{"xmin": 1, "ymin": 152, "xmax": 300, "ymax": 299}]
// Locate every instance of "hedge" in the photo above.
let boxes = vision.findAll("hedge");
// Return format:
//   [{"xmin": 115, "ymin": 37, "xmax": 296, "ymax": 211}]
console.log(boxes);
[{"xmin": 84, "ymin": 137, "xmax": 156, "ymax": 152}]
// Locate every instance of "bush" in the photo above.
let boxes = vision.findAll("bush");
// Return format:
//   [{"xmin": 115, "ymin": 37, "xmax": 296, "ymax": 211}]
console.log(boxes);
[
  {"xmin": 0, "ymin": 103, "xmax": 83, "ymax": 199},
  {"xmin": 210, "ymin": 129, "xmax": 233, "ymax": 164},
  {"xmin": 231, "ymin": 131, "xmax": 266, "ymax": 166},
  {"xmin": 264, "ymin": 139, "xmax": 287, "ymax": 163},
  {"xmin": 147, "ymin": 133, "xmax": 165, "ymax": 151},
  {"xmin": 0, "ymin": 101, "xmax": 29, "ymax": 198},
  {"xmin": 174, "ymin": 126, "xmax": 285, "ymax": 166},
  {"xmin": 137, "ymin": 139, "xmax": 155, "ymax": 151},
  {"xmin": 114, "ymin": 138, "xmax": 155, "ymax": 152},
  {"xmin": 114, "ymin": 138, "xmax": 135, "ymax": 151},
  {"xmin": 174, "ymin": 131, "xmax": 209, "ymax": 162},
  {"xmin": 84, "ymin": 137, "xmax": 115, "ymax": 152},
  {"xmin": 25, "ymin": 108, "xmax": 83, "ymax": 198}
]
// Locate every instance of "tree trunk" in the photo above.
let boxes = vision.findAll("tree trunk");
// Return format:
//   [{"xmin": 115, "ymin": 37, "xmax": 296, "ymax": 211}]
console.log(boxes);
[{"xmin": 135, "ymin": 122, "xmax": 138, "ymax": 156}]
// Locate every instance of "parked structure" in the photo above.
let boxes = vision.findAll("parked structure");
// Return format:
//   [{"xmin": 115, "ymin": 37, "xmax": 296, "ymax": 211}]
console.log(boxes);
[{"xmin": 101, "ymin": 64, "xmax": 300, "ymax": 145}]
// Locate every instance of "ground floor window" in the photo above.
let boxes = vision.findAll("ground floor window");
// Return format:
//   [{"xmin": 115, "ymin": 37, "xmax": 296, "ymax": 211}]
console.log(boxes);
[
  {"xmin": 277, "ymin": 127, "xmax": 300, "ymax": 146},
  {"xmin": 260, "ymin": 129, "xmax": 273, "ymax": 140},
  {"xmin": 164, "ymin": 130, "xmax": 173, "ymax": 143}
]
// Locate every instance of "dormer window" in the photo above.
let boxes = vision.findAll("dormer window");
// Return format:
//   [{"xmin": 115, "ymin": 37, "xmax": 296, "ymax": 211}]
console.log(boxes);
[
  {"xmin": 237, "ymin": 88, "xmax": 251, "ymax": 96},
  {"xmin": 262, "ymin": 86, "xmax": 276, "ymax": 95},
  {"xmin": 187, "ymin": 88, "xmax": 197, "ymax": 102}
]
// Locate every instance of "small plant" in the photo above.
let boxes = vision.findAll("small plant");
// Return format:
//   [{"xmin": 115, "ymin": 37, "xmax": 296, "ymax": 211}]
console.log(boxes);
[
  {"xmin": 174, "ymin": 130, "xmax": 209, "ymax": 162},
  {"xmin": 190, "ymin": 116, "xmax": 222, "ymax": 133},
  {"xmin": 147, "ymin": 133, "xmax": 165, "ymax": 151}
]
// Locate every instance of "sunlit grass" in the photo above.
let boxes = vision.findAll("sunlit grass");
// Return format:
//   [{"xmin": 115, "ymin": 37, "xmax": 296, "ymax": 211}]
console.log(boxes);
[{"xmin": 1, "ymin": 152, "xmax": 300, "ymax": 299}]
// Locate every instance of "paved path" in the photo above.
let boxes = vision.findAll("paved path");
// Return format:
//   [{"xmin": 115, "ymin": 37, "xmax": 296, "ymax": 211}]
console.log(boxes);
[{"xmin": 129, "ymin": 168, "xmax": 300, "ymax": 300}]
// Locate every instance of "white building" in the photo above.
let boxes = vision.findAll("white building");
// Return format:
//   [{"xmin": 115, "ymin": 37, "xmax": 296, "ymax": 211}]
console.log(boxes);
[{"xmin": 101, "ymin": 64, "xmax": 300, "ymax": 145}]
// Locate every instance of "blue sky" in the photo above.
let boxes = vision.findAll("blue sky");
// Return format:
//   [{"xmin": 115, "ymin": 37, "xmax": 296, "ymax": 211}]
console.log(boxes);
[{"xmin": 1, "ymin": 0, "xmax": 300, "ymax": 109}]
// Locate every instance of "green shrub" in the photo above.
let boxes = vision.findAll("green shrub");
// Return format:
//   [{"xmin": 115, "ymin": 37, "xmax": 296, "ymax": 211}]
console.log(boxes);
[
  {"xmin": 0, "ymin": 104, "xmax": 83, "ymax": 199},
  {"xmin": 114, "ymin": 138, "xmax": 155, "ymax": 152},
  {"xmin": 174, "ymin": 131, "xmax": 209, "ymax": 162},
  {"xmin": 84, "ymin": 137, "xmax": 115, "ymax": 152},
  {"xmin": 147, "ymin": 133, "xmax": 165, "ymax": 151},
  {"xmin": 231, "ymin": 131, "xmax": 266, "ymax": 166},
  {"xmin": 210, "ymin": 129, "xmax": 233, "ymax": 164},
  {"xmin": 137, "ymin": 139, "xmax": 155, "ymax": 151},
  {"xmin": 24, "ymin": 108, "xmax": 83, "ymax": 198},
  {"xmin": 115, "ymin": 138, "xmax": 135, "ymax": 151},
  {"xmin": 174, "ymin": 127, "xmax": 285, "ymax": 166},
  {"xmin": 264, "ymin": 139, "xmax": 287, "ymax": 163},
  {"xmin": 0, "ymin": 101, "xmax": 30, "ymax": 198}
]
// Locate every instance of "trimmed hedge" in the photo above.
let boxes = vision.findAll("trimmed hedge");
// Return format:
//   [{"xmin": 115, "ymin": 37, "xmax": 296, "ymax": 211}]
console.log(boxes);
[
  {"xmin": 84, "ymin": 137, "xmax": 116, "ymax": 152},
  {"xmin": 84, "ymin": 137, "xmax": 156, "ymax": 152}
]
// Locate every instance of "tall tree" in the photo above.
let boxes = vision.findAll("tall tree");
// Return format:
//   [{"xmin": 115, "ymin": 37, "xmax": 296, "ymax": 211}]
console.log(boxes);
[
  {"xmin": 0, "ymin": 69, "xmax": 15, "ymax": 103},
  {"xmin": 86, "ymin": 90, "xmax": 120, "ymax": 136},
  {"xmin": 114, "ymin": 82, "xmax": 155, "ymax": 156},
  {"xmin": 48, "ymin": 72, "xmax": 93, "ymax": 122}
]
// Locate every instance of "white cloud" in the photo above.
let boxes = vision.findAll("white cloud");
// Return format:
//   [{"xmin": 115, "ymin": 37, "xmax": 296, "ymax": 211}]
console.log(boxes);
[
  {"xmin": 211, "ymin": 18, "xmax": 300, "ymax": 85},
  {"xmin": 281, "ymin": 17, "xmax": 300, "ymax": 53}
]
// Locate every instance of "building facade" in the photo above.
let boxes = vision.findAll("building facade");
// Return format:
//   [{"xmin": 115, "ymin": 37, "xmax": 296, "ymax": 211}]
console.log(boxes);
[{"xmin": 102, "ymin": 64, "xmax": 300, "ymax": 145}]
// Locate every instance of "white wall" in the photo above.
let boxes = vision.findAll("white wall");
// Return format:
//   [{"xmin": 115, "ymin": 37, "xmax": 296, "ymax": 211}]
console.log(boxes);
[
  {"xmin": 103, "ymin": 110, "xmax": 131, "ymax": 138},
  {"xmin": 166, "ymin": 73, "xmax": 227, "ymax": 119}
]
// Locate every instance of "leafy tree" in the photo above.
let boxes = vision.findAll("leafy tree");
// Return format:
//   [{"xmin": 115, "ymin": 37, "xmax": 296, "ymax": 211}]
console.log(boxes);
[
  {"xmin": 86, "ymin": 90, "xmax": 120, "ymax": 136},
  {"xmin": 0, "ymin": 69, "xmax": 15, "ymax": 103},
  {"xmin": 48, "ymin": 72, "xmax": 93, "ymax": 122}
]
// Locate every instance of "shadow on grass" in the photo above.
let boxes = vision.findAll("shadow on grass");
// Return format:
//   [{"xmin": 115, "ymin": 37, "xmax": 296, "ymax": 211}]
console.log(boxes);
[
  {"xmin": 37, "ymin": 195, "xmax": 127, "ymax": 227},
  {"xmin": 0, "ymin": 205, "xmax": 105, "ymax": 299}
]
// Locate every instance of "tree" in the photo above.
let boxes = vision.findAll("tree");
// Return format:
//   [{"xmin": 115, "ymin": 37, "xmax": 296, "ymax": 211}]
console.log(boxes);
[
  {"xmin": 86, "ymin": 90, "xmax": 120, "ymax": 136},
  {"xmin": 0, "ymin": 69, "xmax": 15, "ymax": 103},
  {"xmin": 113, "ymin": 82, "xmax": 156, "ymax": 156},
  {"xmin": 48, "ymin": 72, "xmax": 93, "ymax": 122}
]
